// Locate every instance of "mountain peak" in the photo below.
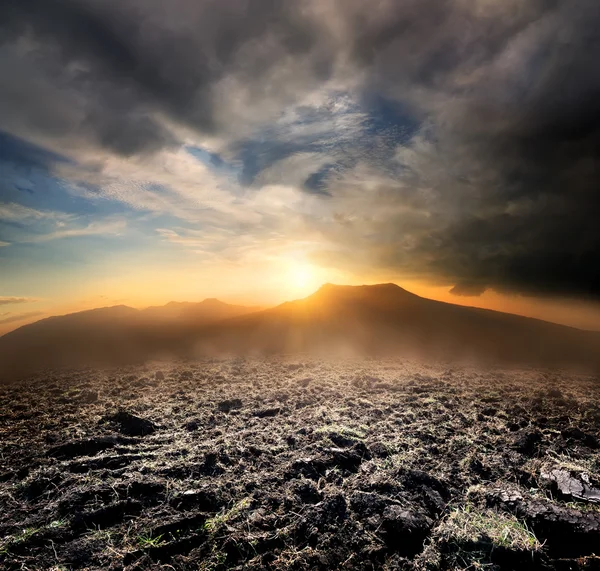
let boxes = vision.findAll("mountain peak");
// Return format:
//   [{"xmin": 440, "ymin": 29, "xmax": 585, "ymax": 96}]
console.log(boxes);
[
  {"xmin": 314, "ymin": 282, "xmax": 416, "ymax": 297},
  {"xmin": 201, "ymin": 298, "xmax": 225, "ymax": 305}
]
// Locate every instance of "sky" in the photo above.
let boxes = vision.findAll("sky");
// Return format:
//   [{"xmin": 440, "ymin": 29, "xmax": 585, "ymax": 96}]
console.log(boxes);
[{"xmin": 1, "ymin": 0, "xmax": 600, "ymax": 334}]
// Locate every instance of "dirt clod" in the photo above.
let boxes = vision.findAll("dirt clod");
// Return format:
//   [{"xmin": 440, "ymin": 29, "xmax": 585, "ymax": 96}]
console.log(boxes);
[
  {"xmin": 101, "ymin": 410, "xmax": 156, "ymax": 436},
  {"xmin": 217, "ymin": 398, "xmax": 243, "ymax": 412}
]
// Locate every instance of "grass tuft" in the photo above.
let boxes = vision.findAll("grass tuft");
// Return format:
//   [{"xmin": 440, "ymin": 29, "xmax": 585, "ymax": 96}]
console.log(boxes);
[
  {"xmin": 314, "ymin": 424, "xmax": 367, "ymax": 440},
  {"xmin": 137, "ymin": 533, "xmax": 164, "ymax": 548},
  {"xmin": 436, "ymin": 505, "xmax": 541, "ymax": 552},
  {"xmin": 204, "ymin": 498, "xmax": 251, "ymax": 536},
  {"xmin": 419, "ymin": 504, "xmax": 543, "ymax": 569}
]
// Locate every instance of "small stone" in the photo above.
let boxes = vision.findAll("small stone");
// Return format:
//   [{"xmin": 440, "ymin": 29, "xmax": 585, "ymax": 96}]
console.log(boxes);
[{"xmin": 541, "ymin": 468, "xmax": 600, "ymax": 503}]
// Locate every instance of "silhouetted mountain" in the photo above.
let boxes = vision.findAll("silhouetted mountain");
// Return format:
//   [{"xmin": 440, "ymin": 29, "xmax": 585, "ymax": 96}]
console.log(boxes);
[
  {"xmin": 1, "ymin": 284, "xmax": 599, "ymax": 381},
  {"xmin": 140, "ymin": 298, "xmax": 260, "ymax": 322},
  {"xmin": 0, "ymin": 300, "xmax": 260, "ymax": 380},
  {"xmin": 197, "ymin": 284, "xmax": 600, "ymax": 368}
]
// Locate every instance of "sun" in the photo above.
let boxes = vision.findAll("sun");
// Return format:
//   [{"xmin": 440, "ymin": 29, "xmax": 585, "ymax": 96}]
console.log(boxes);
[
  {"xmin": 284, "ymin": 262, "xmax": 320, "ymax": 296},
  {"xmin": 288, "ymin": 263, "xmax": 315, "ymax": 289}
]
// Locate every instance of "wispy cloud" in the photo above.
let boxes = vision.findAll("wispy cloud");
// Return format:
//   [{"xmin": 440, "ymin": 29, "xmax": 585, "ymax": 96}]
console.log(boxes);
[
  {"xmin": 0, "ymin": 297, "xmax": 38, "ymax": 306},
  {"xmin": 0, "ymin": 202, "xmax": 71, "ymax": 221},
  {"xmin": 1, "ymin": 201, "xmax": 127, "ymax": 244},
  {"xmin": 24, "ymin": 217, "xmax": 127, "ymax": 243}
]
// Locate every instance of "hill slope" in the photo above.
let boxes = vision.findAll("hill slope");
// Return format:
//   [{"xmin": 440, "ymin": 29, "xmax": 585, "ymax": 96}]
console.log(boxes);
[{"xmin": 0, "ymin": 300, "xmax": 261, "ymax": 380}]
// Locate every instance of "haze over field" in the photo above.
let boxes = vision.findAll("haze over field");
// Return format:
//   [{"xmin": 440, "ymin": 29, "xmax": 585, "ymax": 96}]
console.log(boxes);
[{"xmin": 1, "ymin": 283, "xmax": 599, "ymax": 382}]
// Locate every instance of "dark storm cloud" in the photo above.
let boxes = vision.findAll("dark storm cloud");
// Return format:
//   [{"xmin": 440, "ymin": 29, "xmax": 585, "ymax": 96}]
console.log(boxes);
[
  {"xmin": 407, "ymin": 0, "xmax": 600, "ymax": 301},
  {"xmin": 319, "ymin": 0, "xmax": 600, "ymax": 302},
  {"xmin": 1, "ymin": 0, "xmax": 599, "ymax": 301}
]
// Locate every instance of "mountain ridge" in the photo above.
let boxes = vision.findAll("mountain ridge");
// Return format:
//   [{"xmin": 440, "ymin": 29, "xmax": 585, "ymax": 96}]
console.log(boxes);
[
  {"xmin": 0, "ymin": 299, "xmax": 262, "ymax": 341},
  {"xmin": 1, "ymin": 283, "xmax": 599, "ymax": 381},
  {"xmin": 191, "ymin": 284, "xmax": 600, "ymax": 370}
]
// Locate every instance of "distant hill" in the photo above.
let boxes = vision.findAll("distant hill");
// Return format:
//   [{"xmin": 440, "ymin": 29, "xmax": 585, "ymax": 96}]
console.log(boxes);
[
  {"xmin": 140, "ymin": 298, "xmax": 260, "ymax": 322},
  {"xmin": 1, "ymin": 284, "xmax": 599, "ymax": 381},
  {"xmin": 0, "ymin": 300, "xmax": 261, "ymax": 381}
]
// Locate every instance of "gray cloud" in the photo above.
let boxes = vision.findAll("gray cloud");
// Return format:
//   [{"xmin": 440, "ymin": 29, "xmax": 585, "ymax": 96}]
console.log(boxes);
[
  {"xmin": 0, "ymin": 0, "xmax": 330, "ymax": 154},
  {"xmin": 0, "ymin": 0, "xmax": 572, "ymax": 153},
  {"xmin": 1, "ymin": 0, "xmax": 599, "ymax": 301}
]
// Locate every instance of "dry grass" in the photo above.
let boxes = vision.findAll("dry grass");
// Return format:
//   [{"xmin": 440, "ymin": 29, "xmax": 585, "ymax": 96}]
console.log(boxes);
[
  {"xmin": 418, "ymin": 504, "xmax": 542, "ymax": 570},
  {"xmin": 435, "ymin": 505, "xmax": 541, "ymax": 552}
]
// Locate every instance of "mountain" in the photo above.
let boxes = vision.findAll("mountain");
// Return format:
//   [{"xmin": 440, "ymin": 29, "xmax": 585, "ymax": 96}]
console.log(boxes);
[
  {"xmin": 140, "ymin": 298, "xmax": 260, "ymax": 322},
  {"xmin": 196, "ymin": 284, "xmax": 600, "ymax": 368},
  {"xmin": 0, "ymin": 300, "xmax": 260, "ymax": 381},
  {"xmin": 1, "ymin": 284, "xmax": 599, "ymax": 381}
]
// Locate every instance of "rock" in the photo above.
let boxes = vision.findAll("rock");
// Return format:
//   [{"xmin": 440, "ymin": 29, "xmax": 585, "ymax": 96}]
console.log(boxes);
[
  {"xmin": 155, "ymin": 371, "xmax": 165, "ymax": 381},
  {"xmin": 102, "ymin": 411, "xmax": 156, "ymax": 436},
  {"xmin": 540, "ymin": 468, "xmax": 600, "ymax": 504}
]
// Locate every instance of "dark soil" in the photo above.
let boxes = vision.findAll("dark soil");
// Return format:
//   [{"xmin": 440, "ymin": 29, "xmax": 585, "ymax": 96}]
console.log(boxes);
[{"xmin": 1, "ymin": 358, "xmax": 599, "ymax": 570}]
